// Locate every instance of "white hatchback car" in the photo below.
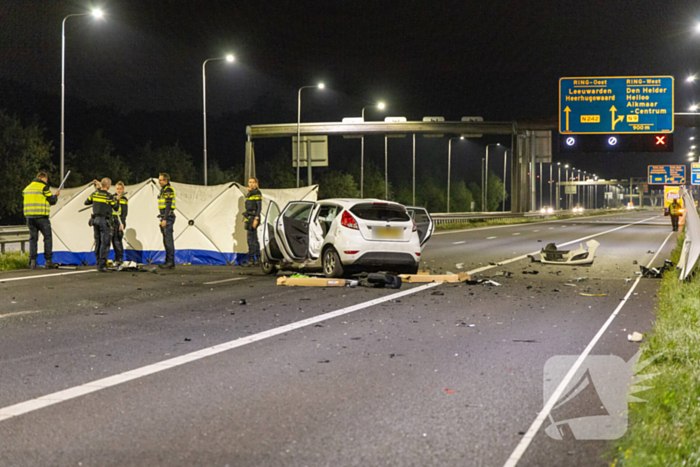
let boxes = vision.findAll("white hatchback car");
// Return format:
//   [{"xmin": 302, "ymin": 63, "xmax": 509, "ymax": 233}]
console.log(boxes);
[{"xmin": 260, "ymin": 199, "xmax": 434, "ymax": 277}]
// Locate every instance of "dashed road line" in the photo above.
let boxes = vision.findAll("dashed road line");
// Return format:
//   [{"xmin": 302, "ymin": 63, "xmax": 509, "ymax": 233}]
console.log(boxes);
[
  {"xmin": 487, "ymin": 236, "xmax": 498, "ymax": 240},
  {"xmin": 0, "ymin": 310, "xmax": 42, "ymax": 320},
  {"xmin": 452, "ymin": 241, "xmax": 466, "ymax": 245},
  {"xmin": 0, "ymin": 270, "xmax": 96, "ymax": 283},
  {"xmin": 512, "ymin": 233, "xmax": 521, "ymax": 236}
]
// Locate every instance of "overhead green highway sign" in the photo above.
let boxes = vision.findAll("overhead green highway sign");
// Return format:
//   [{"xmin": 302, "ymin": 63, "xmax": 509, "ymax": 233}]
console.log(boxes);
[{"xmin": 559, "ymin": 76, "xmax": 674, "ymax": 134}]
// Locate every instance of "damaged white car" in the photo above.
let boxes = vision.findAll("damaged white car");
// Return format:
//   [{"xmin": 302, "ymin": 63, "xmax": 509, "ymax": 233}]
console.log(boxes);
[
  {"xmin": 260, "ymin": 199, "xmax": 434, "ymax": 277},
  {"xmin": 529, "ymin": 239, "xmax": 600, "ymax": 265}
]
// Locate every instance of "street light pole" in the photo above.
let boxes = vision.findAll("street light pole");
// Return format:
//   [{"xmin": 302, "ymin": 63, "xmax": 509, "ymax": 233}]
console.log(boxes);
[
  {"xmin": 61, "ymin": 9, "xmax": 103, "ymax": 182},
  {"xmin": 360, "ymin": 102, "xmax": 385, "ymax": 199},
  {"xmin": 502, "ymin": 150, "xmax": 508, "ymax": 212},
  {"xmin": 484, "ymin": 144, "xmax": 499, "ymax": 211},
  {"xmin": 447, "ymin": 136, "xmax": 463, "ymax": 213},
  {"xmin": 202, "ymin": 54, "xmax": 234, "ymax": 186},
  {"xmin": 549, "ymin": 163, "xmax": 552, "ymax": 209},
  {"xmin": 297, "ymin": 83, "xmax": 324, "ymax": 188},
  {"xmin": 557, "ymin": 163, "xmax": 561, "ymax": 211}
]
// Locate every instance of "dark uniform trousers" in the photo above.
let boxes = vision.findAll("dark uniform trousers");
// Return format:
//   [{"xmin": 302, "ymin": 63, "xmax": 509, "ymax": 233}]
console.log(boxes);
[
  {"xmin": 111, "ymin": 225, "xmax": 124, "ymax": 262},
  {"xmin": 27, "ymin": 217, "xmax": 53, "ymax": 262},
  {"xmin": 161, "ymin": 217, "xmax": 175, "ymax": 264},
  {"xmin": 671, "ymin": 215, "xmax": 679, "ymax": 231},
  {"xmin": 93, "ymin": 217, "xmax": 112, "ymax": 269},
  {"xmin": 247, "ymin": 226, "xmax": 260, "ymax": 261}
]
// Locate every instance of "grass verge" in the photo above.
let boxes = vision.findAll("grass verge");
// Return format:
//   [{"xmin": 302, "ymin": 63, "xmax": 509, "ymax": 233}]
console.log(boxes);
[
  {"xmin": 436, "ymin": 209, "xmax": 634, "ymax": 230},
  {"xmin": 0, "ymin": 251, "xmax": 30, "ymax": 271},
  {"xmin": 609, "ymin": 230, "xmax": 700, "ymax": 466}
]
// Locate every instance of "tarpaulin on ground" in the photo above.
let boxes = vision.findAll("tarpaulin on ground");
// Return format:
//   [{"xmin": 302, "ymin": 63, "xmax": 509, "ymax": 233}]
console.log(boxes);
[{"xmin": 38, "ymin": 180, "xmax": 317, "ymax": 266}]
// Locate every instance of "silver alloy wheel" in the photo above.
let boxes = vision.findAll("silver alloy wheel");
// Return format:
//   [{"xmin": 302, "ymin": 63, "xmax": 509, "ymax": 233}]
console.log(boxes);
[{"xmin": 324, "ymin": 250, "xmax": 336, "ymax": 275}]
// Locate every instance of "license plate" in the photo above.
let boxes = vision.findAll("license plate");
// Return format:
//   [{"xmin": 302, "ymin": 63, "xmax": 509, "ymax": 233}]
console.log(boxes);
[{"xmin": 375, "ymin": 227, "xmax": 401, "ymax": 239}]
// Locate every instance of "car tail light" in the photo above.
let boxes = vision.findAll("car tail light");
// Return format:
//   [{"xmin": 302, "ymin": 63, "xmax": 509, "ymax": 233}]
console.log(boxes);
[
  {"xmin": 412, "ymin": 218, "xmax": 417, "ymax": 232},
  {"xmin": 340, "ymin": 210, "xmax": 359, "ymax": 230},
  {"xmin": 415, "ymin": 252, "xmax": 421, "ymax": 256},
  {"xmin": 344, "ymin": 250, "xmax": 359, "ymax": 255}
]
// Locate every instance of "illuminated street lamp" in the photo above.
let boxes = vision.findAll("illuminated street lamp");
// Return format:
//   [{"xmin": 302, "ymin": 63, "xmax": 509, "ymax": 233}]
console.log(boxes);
[
  {"xmin": 687, "ymin": 75, "xmax": 697, "ymax": 83},
  {"xmin": 484, "ymin": 143, "xmax": 500, "ymax": 211},
  {"xmin": 359, "ymin": 102, "xmax": 386, "ymax": 198},
  {"xmin": 447, "ymin": 136, "xmax": 464, "ymax": 213},
  {"xmin": 690, "ymin": 104, "xmax": 698, "ymax": 111},
  {"xmin": 60, "ymin": 8, "xmax": 104, "ymax": 182},
  {"xmin": 202, "ymin": 54, "xmax": 235, "ymax": 186},
  {"xmin": 297, "ymin": 83, "xmax": 325, "ymax": 187}
]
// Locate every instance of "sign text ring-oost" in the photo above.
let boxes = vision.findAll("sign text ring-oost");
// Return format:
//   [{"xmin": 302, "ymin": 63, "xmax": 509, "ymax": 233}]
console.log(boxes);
[{"xmin": 559, "ymin": 76, "xmax": 674, "ymax": 134}]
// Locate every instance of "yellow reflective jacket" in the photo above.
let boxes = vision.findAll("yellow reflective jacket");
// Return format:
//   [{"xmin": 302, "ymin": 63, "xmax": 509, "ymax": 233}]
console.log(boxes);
[{"xmin": 23, "ymin": 179, "xmax": 57, "ymax": 218}]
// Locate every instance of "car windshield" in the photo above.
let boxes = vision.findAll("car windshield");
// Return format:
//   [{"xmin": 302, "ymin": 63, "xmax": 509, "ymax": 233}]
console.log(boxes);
[{"xmin": 350, "ymin": 203, "xmax": 410, "ymax": 222}]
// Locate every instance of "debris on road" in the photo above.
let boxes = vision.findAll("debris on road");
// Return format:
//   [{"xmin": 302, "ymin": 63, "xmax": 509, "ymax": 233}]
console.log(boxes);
[
  {"xmin": 532, "ymin": 239, "xmax": 600, "ymax": 265},
  {"xmin": 563, "ymin": 283, "xmax": 577, "ymax": 288},
  {"xmin": 277, "ymin": 276, "xmax": 358, "ymax": 287},
  {"xmin": 522, "ymin": 270, "xmax": 539, "ymax": 275},
  {"xmin": 400, "ymin": 272, "xmax": 471, "ymax": 283},
  {"xmin": 627, "ymin": 331, "xmax": 644, "ymax": 342},
  {"xmin": 580, "ymin": 293, "xmax": 607, "ymax": 297},
  {"xmin": 239, "ymin": 299, "xmax": 247, "ymax": 305},
  {"xmin": 430, "ymin": 291, "xmax": 445, "ymax": 296},
  {"xmin": 640, "ymin": 260, "xmax": 673, "ymax": 278},
  {"xmin": 455, "ymin": 263, "xmax": 464, "ymax": 269},
  {"xmin": 483, "ymin": 280, "xmax": 501, "ymax": 286},
  {"xmin": 359, "ymin": 273, "xmax": 402, "ymax": 289},
  {"xmin": 494, "ymin": 271, "xmax": 513, "ymax": 278}
]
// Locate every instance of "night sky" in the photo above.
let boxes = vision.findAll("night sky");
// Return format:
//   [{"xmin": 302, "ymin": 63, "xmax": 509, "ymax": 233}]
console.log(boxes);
[{"xmin": 3, "ymin": 0, "xmax": 700, "ymax": 184}]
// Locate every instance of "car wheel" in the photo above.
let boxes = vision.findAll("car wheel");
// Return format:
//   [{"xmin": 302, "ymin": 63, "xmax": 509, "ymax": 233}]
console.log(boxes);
[
  {"xmin": 322, "ymin": 248, "xmax": 344, "ymax": 278},
  {"xmin": 261, "ymin": 260, "xmax": 277, "ymax": 275}
]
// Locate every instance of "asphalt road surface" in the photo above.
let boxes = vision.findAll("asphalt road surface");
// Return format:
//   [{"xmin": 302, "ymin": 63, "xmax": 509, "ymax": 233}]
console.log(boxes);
[{"xmin": 0, "ymin": 210, "xmax": 676, "ymax": 466}]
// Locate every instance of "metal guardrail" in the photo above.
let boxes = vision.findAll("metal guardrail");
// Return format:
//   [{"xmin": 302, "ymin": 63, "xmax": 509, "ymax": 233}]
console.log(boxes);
[
  {"xmin": 429, "ymin": 208, "xmax": 620, "ymax": 226},
  {"xmin": 0, "ymin": 225, "xmax": 30, "ymax": 253}
]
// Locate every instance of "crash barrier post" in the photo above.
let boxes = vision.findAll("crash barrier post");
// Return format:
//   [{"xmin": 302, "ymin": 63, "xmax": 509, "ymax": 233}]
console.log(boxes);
[
  {"xmin": 0, "ymin": 225, "xmax": 30, "ymax": 253},
  {"xmin": 678, "ymin": 189, "xmax": 700, "ymax": 280}
]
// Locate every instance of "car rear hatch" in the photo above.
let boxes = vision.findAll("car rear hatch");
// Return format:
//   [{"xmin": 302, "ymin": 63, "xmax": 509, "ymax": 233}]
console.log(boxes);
[{"xmin": 349, "ymin": 202, "xmax": 413, "ymax": 242}]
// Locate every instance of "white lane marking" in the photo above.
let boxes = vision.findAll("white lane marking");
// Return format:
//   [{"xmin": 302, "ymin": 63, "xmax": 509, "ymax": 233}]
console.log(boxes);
[
  {"xmin": 512, "ymin": 233, "xmax": 521, "ymax": 236},
  {"xmin": 202, "ymin": 277, "xmax": 248, "ymax": 285},
  {"xmin": 0, "ymin": 282, "xmax": 440, "ymax": 422},
  {"xmin": 468, "ymin": 216, "xmax": 659, "ymax": 276},
  {"xmin": 452, "ymin": 241, "xmax": 466, "ymax": 245},
  {"xmin": 0, "ymin": 270, "xmax": 95, "ymax": 283},
  {"xmin": 487, "ymin": 236, "xmax": 498, "ymax": 240},
  {"xmin": 532, "ymin": 230, "xmax": 539, "ymax": 232},
  {"xmin": 433, "ymin": 212, "xmax": 629, "ymax": 236},
  {"xmin": 502, "ymin": 231, "xmax": 674, "ymax": 467},
  {"xmin": 0, "ymin": 310, "xmax": 41, "ymax": 319},
  {"xmin": 548, "ymin": 227, "xmax": 554, "ymax": 230}
]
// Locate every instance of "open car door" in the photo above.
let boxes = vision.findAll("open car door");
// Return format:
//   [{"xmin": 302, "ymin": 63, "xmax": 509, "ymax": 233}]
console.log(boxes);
[
  {"xmin": 406, "ymin": 206, "xmax": 434, "ymax": 247},
  {"xmin": 262, "ymin": 200, "xmax": 284, "ymax": 263},
  {"xmin": 276, "ymin": 201, "xmax": 315, "ymax": 262}
]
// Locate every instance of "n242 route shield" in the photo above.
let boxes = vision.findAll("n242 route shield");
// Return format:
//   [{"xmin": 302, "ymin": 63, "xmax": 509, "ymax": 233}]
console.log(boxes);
[{"xmin": 560, "ymin": 76, "xmax": 674, "ymax": 135}]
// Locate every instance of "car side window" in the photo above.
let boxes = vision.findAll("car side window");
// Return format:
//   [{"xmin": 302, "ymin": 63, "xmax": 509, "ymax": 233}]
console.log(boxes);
[{"xmin": 284, "ymin": 203, "xmax": 313, "ymax": 222}]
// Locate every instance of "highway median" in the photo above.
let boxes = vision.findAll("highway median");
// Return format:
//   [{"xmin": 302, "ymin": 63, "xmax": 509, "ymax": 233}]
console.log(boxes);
[{"xmin": 610, "ymin": 230, "xmax": 700, "ymax": 466}]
